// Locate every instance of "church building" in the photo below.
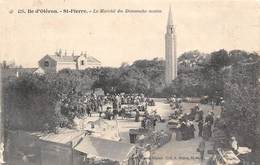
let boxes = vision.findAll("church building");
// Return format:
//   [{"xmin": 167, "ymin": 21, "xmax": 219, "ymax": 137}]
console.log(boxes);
[{"xmin": 165, "ymin": 6, "xmax": 177, "ymax": 85}]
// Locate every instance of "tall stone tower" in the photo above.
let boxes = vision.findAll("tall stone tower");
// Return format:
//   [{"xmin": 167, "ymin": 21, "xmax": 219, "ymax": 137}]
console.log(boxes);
[{"xmin": 165, "ymin": 6, "xmax": 177, "ymax": 85}]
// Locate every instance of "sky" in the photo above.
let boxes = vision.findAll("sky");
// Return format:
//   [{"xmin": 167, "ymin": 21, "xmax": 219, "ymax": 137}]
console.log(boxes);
[{"xmin": 0, "ymin": 0, "xmax": 260, "ymax": 67}]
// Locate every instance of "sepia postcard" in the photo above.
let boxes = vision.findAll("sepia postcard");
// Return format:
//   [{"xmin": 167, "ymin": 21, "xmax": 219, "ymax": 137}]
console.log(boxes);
[{"xmin": 0, "ymin": 0, "xmax": 260, "ymax": 165}]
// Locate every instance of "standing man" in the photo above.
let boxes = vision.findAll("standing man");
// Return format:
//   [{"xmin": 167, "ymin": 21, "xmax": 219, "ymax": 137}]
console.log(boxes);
[
  {"xmin": 198, "ymin": 120, "xmax": 203, "ymax": 137},
  {"xmin": 205, "ymin": 112, "xmax": 214, "ymax": 137},
  {"xmin": 180, "ymin": 121, "xmax": 188, "ymax": 140},
  {"xmin": 121, "ymin": 108, "xmax": 126, "ymax": 119},
  {"xmin": 86, "ymin": 103, "xmax": 92, "ymax": 117},
  {"xmin": 205, "ymin": 112, "xmax": 214, "ymax": 125},
  {"xmin": 135, "ymin": 110, "xmax": 140, "ymax": 122},
  {"xmin": 197, "ymin": 108, "xmax": 204, "ymax": 122}
]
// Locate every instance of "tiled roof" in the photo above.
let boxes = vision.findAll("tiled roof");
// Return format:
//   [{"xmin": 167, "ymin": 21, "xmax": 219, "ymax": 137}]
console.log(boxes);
[
  {"xmin": 48, "ymin": 55, "xmax": 101, "ymax": 64},
  {"xmin": 87, "ymin": 56, "xmax": 101, "ymax": 63},
  {"xmin": 39, "ymin": 129, "xmax": 85, "ymax": 144},
  {"xmin": 49, "ymin": 55, "xmax": 79, "ymax": 63}
]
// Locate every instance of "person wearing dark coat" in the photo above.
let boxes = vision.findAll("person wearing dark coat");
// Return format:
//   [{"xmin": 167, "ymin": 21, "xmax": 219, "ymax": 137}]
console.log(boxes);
[
  {"xmin": 198, "ymin": 120, "xmax": 203, "ymax": 137},
  {"xmin": 186, "ymin": 124, "xmax": 192, "ymax": 139},
  {"xmin": 153, "ymin": 118, "xmax": 157, "ymax": 127},
  {"xmin": 141, "ymin": 118, "xmax": 146, "ymax": 128},
  {"xmin": 205, "ymin": 112, "xmax": 214, "ymax": 137},
  {"xmin": 121, "ymin": 108, "xmax": 126, "ymax": 119},
  {"xmin": 86, "ymin": 104, "xmax": 92, "ymax": 117},
  {"xmin": 113, "ymin": 108, "xmax": 118, "ymax": 119},
  {"xmin": 190, "ymin": 123, "xmax": 195, "ymax": 138},
  {"xmin": 105, "ymin": 107, "xmax": 112, "ymax": 120},
  {"xmin": 197, "ymin": 110, "xmax": 204, "ymax": 122},
  {"xmin": 190, "ymin": 108, "xmax": 197, "ymax": 121},
  {"xmin": 202, "ymin": 122, "xmax": 211, "ymax": 140},
  {"xmin": 205, "ymin": 113, "xmax": 214, "ymax": 126},
  {"xmin": 180, "ymin": 122, "xmax": 188, "ymax": 140},
  {"xmin": 112, "ymin": 100, "xmax": 117, "ymax": 110},
  {"xmin": 135, "ymin": 110, "xmax": 140, "ymax": 122}
]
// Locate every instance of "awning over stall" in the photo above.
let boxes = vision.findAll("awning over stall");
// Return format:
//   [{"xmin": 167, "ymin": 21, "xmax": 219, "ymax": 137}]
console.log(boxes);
[{"xmin": 74, "ymin": 136, "xmax": 135, "ymax": 162}]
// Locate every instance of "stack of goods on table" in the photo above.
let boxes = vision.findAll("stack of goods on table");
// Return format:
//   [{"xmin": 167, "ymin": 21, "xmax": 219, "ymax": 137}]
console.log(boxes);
[
  {"xmin": 129, "ymin": 128, "xmax": 150, "ymax": 144},
  {"xmin": 135, "ymin": 130, "xmax": 172, "ymax": 149},
  {"xmin": 217, "ymin": 148, "xmax": 240, "ymax": 165}
]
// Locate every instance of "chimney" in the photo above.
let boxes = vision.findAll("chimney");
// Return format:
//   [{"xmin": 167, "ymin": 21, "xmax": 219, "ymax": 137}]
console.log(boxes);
[
  {"xmin": 55, "ymin": 49, "xmax": 61, "ymax": 57},
  {"xmin": 58, "ymin": 49, "xmax": 62, "ymax": 57},
  {"xmin": 3, "ymin": 60, "xmax": 7, "ymax": 69}
]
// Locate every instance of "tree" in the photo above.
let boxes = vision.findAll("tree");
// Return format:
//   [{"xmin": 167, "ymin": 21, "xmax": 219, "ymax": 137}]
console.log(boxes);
[
  {"xmin": 3, "ymin": 69, "xmax": 95, "ymax": 132},
  {"xmin": 210, "ymin": 49, "xmax": 230, "ymax": 70},
  {"xmin": 222, "ymin": 62, "xmax": 259, "ymax": 149},
  {"xmin": 3, "ymin": 73, "xmax": 61, "ymax": 132}
]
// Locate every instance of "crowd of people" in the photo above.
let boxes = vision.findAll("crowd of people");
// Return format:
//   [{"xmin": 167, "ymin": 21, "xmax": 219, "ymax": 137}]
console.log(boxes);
[
  {"xmin": 141, "ymin": 112, "xmax": 158, "ymax": 130},
  {"xmin": 63, "ymin": 92, "xmax": 155, "ymax": 122},
  {"xmin": 103, "ymin": 94, "xmax": 155, "ymax": 121},
  {"xmin": 167, "ymin": 95, "xmax": 216, "ymax": 142}
]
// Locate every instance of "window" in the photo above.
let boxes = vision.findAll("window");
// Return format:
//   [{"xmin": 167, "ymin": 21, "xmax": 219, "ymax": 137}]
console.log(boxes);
[
  {"xmin": 44, "ymin": 61, "xmax": 49, "ymax": 67},
  {"xmin": 171, "ymin": 27, "xmax": 174, "ymax": 33},
  {"xmin": 81, "ymin": 60, "xmax": 84, "ymax": 65}
]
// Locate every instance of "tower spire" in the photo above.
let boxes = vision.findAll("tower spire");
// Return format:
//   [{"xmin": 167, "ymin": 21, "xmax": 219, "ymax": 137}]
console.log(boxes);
[
  {"xmin": 165, "ymin": 5, "xmax": 177, "ymax": 85},
  {"xmin": 167, "ymin": 5, "xmax": 173, "ymax": 25}
]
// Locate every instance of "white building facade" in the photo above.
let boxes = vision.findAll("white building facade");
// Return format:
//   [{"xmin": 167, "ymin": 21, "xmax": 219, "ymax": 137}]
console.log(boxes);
[{"xmin": 38, "ymin": 50, "xmax": 101, "ymax": 73}]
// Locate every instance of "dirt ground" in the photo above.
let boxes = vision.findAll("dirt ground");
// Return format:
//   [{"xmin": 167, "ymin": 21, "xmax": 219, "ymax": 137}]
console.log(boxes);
[{"xmin": 75, "ymin": 99, "xmax": 221, "ymax": 165}]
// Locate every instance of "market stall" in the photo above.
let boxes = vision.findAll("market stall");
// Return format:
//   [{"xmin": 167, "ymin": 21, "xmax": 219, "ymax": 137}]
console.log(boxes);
[
  {"xmin": 74, "ymin": 136, "xmax": 136, "ymax": 165},
  {"xmin": 129, "ymin": 128, "xmax": 172, "ymax": 149},
  {"xmin": 215, "ymin": 148, "xmax": 240, "ymax": 165},
  {"xmin": 120, "ymin": 105, "xmax": 137, "ymax": 118}
]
